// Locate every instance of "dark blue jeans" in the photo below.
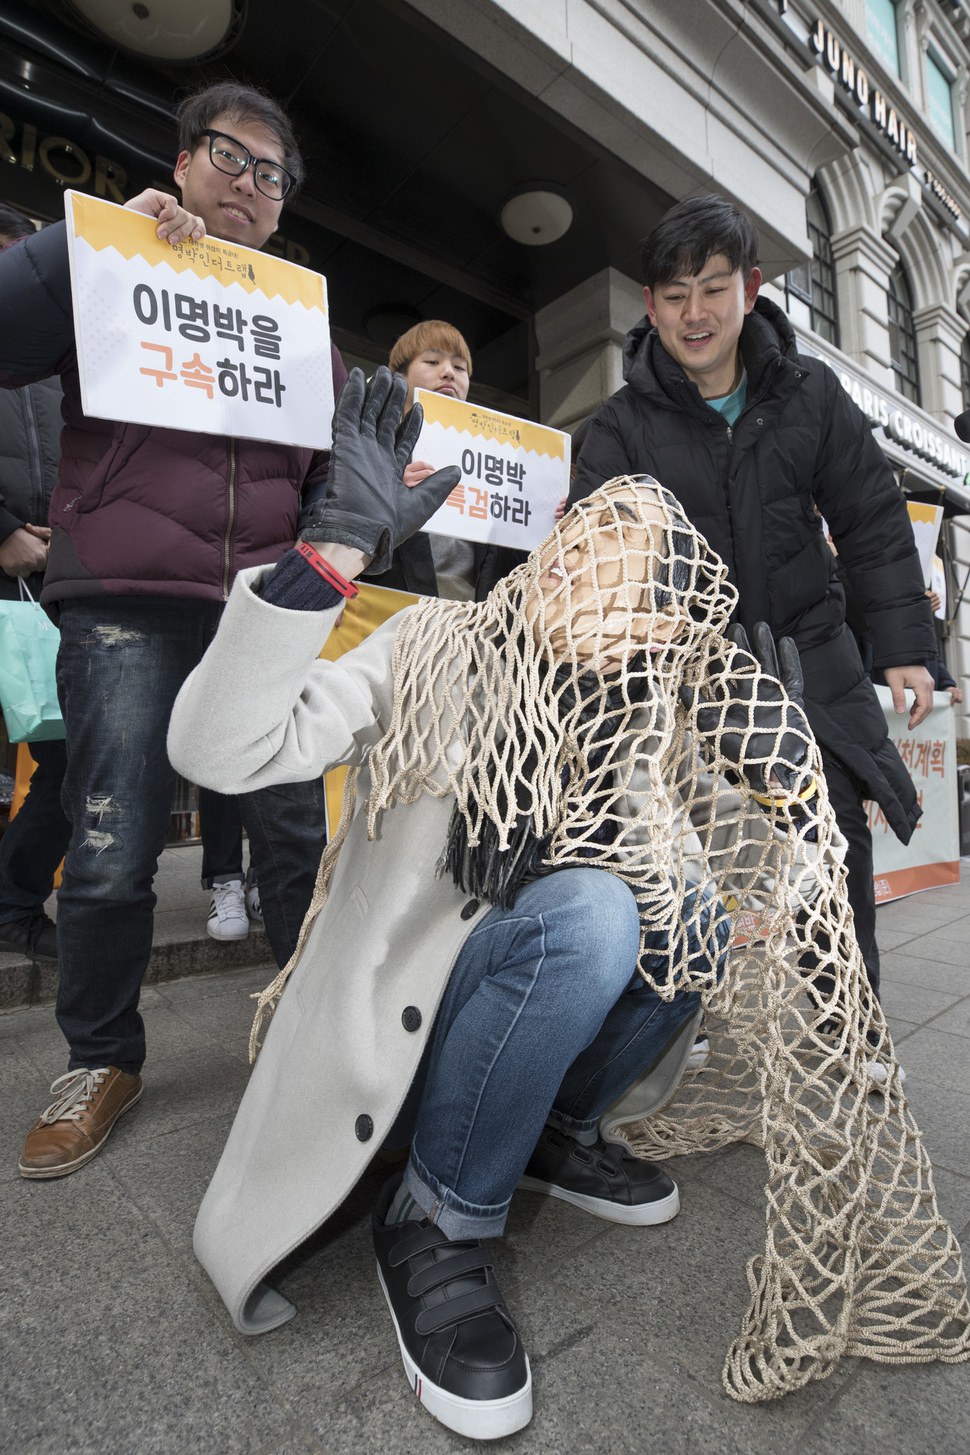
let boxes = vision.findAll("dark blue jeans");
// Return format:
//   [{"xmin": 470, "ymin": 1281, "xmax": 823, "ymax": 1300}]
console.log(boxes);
[
  {"xmin": 401, "ymin": 869, "xmax": 727, "ymax": 1239},
  {"xmin": 198, "ymin": 787, "xmax": 246, "ymax": 885},
  {"xmin": 55, "ymin": 597, "xmax": 327, "ymax": 1073},
  {"xmin": 0, "ymin": 738, "xmax": 70, "ymax": 924}
]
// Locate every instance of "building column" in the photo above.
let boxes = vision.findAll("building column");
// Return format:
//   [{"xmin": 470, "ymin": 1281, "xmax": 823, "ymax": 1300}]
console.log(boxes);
[
  {"xmin": 533, "ymin": 267, "xmax": 644, "ymax": 432},
  {"xmin": 898, "ymin": 0, "xmax": 918, "ymax": 89},
  {"xmin": 829, "ymin": 224, "xmax": 898, "ymax": 389},
  {"xmin": 912, "ymin": 303, "xmax": 966, "ymax": 422}
]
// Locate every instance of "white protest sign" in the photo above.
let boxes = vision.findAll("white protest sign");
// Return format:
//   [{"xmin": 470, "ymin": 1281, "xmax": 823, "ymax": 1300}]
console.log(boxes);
[
  {"xmin": 906, "ymin": 500, "xmax": 944, "ymax": 587},
  {"xmin": 412, "ymin": 389, "xmax": 570, "ymax": 551},
  {"xmin": 870, "ymin": 685, "xmax": 959, "ymax": 903},
  {"xmin": 930, "ymin": 554, "xmax": 946, "ymax": 619},
  {"xmin": 64, "ymin": 191, "xmax": 333, "ymax": 449}
]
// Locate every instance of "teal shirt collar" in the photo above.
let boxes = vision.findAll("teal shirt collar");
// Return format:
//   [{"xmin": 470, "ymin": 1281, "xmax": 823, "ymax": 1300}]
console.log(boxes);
[{"xmin": 706, "ymin": 370, "xmax": 748, "ymax": 426}]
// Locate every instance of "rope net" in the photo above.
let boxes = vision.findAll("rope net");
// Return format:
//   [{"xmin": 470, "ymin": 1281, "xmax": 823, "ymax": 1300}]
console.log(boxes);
[{"xmin": 260, "ymin": 476, "xmax": 970, "ymax": 1400}]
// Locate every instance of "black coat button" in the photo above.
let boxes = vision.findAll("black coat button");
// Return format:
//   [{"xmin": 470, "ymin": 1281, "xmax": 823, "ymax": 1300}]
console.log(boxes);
[
  {"xmin": 461, "ymin": 898, "xmax": 480, "ymax": 920},
  {"xmin": 402, "ymin": 1006, "xmax": 422, "ymax": 1032},
  {"xmin": 355, "ymin": 1114, "xmax": 373, "ymax": 1142}
]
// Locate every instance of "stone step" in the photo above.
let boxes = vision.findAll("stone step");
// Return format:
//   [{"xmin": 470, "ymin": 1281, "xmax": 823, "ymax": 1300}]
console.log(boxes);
[
  {"xmin": 0, "ymin": 928, "xmax": 273, "ymax": 1012},
  {"xmin": 0, "ymin": 841, "xmax": 275, "ymax": 1013}
]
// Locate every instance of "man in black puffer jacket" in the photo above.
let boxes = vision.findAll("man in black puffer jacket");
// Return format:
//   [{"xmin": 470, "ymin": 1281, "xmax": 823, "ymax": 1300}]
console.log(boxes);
[{"xmin": 571, "ymin": 195, "xmax": 936, "ymax": 1028}]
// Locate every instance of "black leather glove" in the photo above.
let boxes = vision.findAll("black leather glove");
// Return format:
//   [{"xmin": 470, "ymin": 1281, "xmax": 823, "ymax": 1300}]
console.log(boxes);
[
  {"xmin": 685, "ymin": 622, "xmax": 812, "ymax": 797},
  {"xmin": 732, "ymin": 622, "xmax": 804, "ymax": 709},
  {"xmin": 299, "ymin": 366, "xmax": 461, "ymax": 574}
]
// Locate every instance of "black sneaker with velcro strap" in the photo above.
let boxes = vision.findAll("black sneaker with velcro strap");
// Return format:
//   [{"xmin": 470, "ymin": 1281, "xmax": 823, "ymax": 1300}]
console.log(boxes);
[
  {"xmin": 372, "ymin": 1177, "xmax": 532, "ymax": 1440},
  {"xmin": 518, "ymin": 1124, "xmax": 680, "ymax": 1225}
]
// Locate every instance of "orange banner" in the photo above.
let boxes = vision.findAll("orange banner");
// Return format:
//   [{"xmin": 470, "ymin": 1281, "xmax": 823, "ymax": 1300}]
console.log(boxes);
[
  {"xmin": 320, "ymin": 581, "xmax": 420, "ymax": 834},
  {"xmin": 873, "ymin": 860, "xmax": 960, "ymax": 904}
]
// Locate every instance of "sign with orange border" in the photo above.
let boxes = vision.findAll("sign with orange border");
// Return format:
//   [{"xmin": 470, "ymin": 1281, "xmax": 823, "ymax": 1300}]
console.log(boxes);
[
  {"xmin": 320, "ymin": 581, "xmax": 420, "ymax": 834},
  {"xmin": 413, "ymin": 389, "xmax": 569, "ymax": 551},
  {"xmin": 870, "ymin": 685, "xmax": 959, "ymax": 902},
  {"xmin": 64, "ymin": 191, "xmax": 333, "ymax": 448}
]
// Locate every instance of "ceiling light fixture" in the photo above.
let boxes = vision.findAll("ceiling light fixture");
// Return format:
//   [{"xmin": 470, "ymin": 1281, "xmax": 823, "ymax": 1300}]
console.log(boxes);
[
  {"xmin": 66, "ymin": 0, "xmax": 246, "ymax": 62},
  {"xmin": 499, "ymin": 184, "xmax": 574, "ymax": 246}
]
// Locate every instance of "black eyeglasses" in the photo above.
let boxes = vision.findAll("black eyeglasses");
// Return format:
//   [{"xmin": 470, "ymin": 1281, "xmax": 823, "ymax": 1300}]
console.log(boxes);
[{"xmin": 197, "ymin": 130, "xmax": 296, "ymax": 201}]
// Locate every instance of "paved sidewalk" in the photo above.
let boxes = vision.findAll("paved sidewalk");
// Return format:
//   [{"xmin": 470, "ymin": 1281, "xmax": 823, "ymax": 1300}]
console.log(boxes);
[{"xmin": 2, "ymin": 877, "xmax": 969, "ymax": 1454}]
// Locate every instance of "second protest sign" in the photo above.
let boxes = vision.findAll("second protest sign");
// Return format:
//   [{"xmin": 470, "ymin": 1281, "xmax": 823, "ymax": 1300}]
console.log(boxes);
[{"xmin": 412, "ymin": 390, "xmax": 570, "ymax": 552}]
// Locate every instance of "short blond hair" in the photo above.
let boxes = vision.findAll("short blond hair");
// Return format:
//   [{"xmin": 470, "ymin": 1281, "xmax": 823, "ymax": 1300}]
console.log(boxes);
[{"xmin": 389, "ymin": 320, "xmax": 473, "ymax": 378}]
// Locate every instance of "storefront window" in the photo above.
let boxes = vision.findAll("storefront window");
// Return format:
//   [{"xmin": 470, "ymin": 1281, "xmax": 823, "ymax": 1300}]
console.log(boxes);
[
  {"xmin": 960, "ymin": 328, "xmax": 970, "ymax": 414},
  {"xmin": 866, "ymin": 0, "xmax": 901, "ymax": 77},
  {"xmin": 784, "ymin": 190, "xmax": 838, "ymax": 345},
  {"xmin": 887, "ymin": 266, "xmax": 921, "ymax": 405},
  {"xmin": 925, "ymin": 50, "xmax": 957, "ymax": 151}
]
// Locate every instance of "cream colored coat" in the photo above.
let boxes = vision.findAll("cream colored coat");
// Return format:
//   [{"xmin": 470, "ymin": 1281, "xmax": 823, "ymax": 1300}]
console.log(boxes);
[
  {"xmin": 168, "ymin": 568, "xmax": 817, "ymax": 1336},
  {"xmin": 168, "ymin": 568, "xmax": 497, "ymax": 1334}
]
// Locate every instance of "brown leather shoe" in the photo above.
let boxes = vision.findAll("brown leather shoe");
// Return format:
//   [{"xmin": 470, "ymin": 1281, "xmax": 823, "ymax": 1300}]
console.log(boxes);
[{"xmin": 19, "ymin": 1067, "xmax": 142, "ymax": 1179}]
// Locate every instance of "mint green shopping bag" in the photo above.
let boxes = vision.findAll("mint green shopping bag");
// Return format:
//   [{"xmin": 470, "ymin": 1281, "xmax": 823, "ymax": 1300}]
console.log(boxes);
[{"xmin": 0, "ymin": 581, "xmax": 65, "ymax": 742}]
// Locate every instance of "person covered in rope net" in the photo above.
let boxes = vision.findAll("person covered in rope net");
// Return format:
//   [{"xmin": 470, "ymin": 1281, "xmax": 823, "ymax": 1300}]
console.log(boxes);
[{"xmin": 168, "ymin": 368, "xmax": 970, "ymax": 1442}]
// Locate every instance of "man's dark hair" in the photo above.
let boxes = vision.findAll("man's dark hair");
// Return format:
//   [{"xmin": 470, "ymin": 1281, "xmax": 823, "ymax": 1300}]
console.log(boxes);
[
  {"xmin": 176, "ymin": 81, "xmax": 305, "ymax": 194},
  {"xmin": 640, "ymin": 194, "xmax": 758, "ymax": 289},
  {"xmin": 0, "ymin": 203, "xmax": 36, "ymax": 243}
]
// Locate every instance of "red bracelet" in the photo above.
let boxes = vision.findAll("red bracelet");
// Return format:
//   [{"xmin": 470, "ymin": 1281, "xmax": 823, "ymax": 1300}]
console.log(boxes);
[{"xmin": 296, "ymin": 541, "xmax": 360, "ymax": 600}]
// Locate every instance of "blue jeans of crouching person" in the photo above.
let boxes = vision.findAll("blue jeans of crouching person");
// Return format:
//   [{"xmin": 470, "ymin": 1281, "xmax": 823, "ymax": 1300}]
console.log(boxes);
[{"xmin": 395, "ymin": 867, "xmax": 730, "ymax": 1239}]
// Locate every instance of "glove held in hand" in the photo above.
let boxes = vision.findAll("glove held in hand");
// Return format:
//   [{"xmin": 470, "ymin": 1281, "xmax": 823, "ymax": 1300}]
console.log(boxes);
[{"xmin": 300, "ymin": 367, "xmax": 461, "ymax": 574}]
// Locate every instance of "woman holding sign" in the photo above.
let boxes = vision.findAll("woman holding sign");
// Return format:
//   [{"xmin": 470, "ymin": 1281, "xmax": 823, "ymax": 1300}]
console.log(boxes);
[{"xmin": 372, "ymin": 320, "xmax": 522, "ymax": 600}]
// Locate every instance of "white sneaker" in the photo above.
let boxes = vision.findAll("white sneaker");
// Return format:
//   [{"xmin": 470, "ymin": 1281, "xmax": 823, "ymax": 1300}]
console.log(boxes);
[
  {"xmin": 866, "ymin": 1057, "xmax": 906, "ymax": 1087},
  {"xmin": 207, "ymin": 879, "xmax": 249, "ymax": 941},
  {"xmin": 686, "ymin": 1035, "xmax": 710, "ymax": 1072},
  {"xmin": 245, "ymin": 878, "xmax": 263, "ymax": 926}
]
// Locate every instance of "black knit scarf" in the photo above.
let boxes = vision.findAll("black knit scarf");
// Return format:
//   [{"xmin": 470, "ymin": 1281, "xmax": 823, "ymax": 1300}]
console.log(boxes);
[{"xmin": 441, "ymin": 657, "xmax": 649, "ymax": 908}]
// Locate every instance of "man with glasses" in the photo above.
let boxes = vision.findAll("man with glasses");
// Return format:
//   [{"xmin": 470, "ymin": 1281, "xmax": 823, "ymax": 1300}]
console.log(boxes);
[
  {"xmin": 0, "ymin": 82, "xmax": 347, "ymax": 1179},
  {"xmin": 177, "ymin": 123, "xmax": 298, "ymax": 245}
]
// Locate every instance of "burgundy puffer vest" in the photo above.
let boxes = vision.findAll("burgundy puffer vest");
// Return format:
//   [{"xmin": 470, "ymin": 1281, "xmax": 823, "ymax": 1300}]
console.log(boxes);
[{"xmin": 41, "ymin": 350, "xmax": 342, "ymax": 605}]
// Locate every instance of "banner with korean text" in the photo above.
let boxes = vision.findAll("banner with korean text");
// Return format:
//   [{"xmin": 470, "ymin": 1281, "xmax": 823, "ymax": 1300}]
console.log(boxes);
[
  {"xmin": 870, "ymin": 685, "xmax": 959, "ymax": 903},
  {"xmin": 320, "ymin": 582, "xmax": 419, "ymax": 836},
  {"xmin": 413, "ymin": 390, "xmax": 569, "ymax": 551},
  {"xmin": 905, "ymin": 500, "xmax": 944, "ymax": 586},
  {"xmin": 64, "ymin": 192, "xmax": 333, "ymax": 449}
]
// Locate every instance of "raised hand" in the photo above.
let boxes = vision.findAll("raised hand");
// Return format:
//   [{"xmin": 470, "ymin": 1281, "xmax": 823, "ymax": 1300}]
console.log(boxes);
[
  {"xmin": 300, "ymin": 367, "xmax": 460, "ymax": 574},
  {"xmin": 124, "ymin": 189, "xmax": 206, "ymax": 246}
]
